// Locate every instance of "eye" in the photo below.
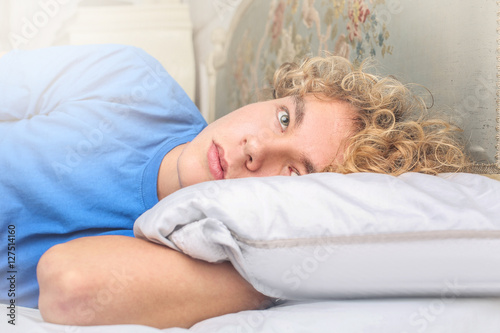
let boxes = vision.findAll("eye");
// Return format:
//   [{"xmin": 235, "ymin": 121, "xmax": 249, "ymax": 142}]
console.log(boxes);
[
  {"xmin": 290, "ymin": 167, "xmax": 300, "ymax": 177},
  {"xmin": 277, "ymin": 108, "xmax": 290, "ymax": 131}
]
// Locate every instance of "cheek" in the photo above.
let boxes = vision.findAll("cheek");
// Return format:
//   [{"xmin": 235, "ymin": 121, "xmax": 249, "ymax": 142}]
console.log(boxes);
[
  {"xmin": 321, "ymin": 133, "xmax": 352, "ymax": 165},
  {"xmin": 255, "ymin": 126, "xmax": 275, "ymax": 143},
  {"xmin": 176, "ymin": 142, "xmax": 207, "ymax": 188},
  {"xmin": 222, "ymin": 120, "xmax": 270, "ymax": 145},
  {"xmin": 301, "ymin": 135, "xmax": 341, "ymax": 168}
]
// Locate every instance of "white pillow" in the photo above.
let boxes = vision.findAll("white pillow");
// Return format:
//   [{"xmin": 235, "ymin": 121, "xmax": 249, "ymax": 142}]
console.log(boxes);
[{"xmin": 134, "ymin": 172, "xmax": 500, "ymax": 300}]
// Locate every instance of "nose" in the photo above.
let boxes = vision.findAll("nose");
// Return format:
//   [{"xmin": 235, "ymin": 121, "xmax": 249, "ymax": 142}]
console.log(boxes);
[
  {"xmin": 244, "ymin": 136, "xmax": 262, "ymax": 172},
  {"xmin": 243, "ymin": 133, "xmax": 285, "ymax": 174}
]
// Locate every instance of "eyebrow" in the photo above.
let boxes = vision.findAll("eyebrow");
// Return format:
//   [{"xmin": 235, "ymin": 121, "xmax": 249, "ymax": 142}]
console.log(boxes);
[
  {"xmin": 301, "ymin": 155, "xmax": 317, "ymax": 174},
  {"xmin": 291, "ymin": 96, "xmax": 317, "ymax": 174},
  {"xmin": 293, "ymin": 95, "xmax": 306, "ymax": 128}
]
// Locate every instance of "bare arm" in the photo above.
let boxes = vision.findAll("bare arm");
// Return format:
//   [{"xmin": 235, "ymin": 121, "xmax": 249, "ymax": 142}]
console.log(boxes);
[{"xmin": 37, "ymin": 235, "xmax": 270, "ymax": 329}]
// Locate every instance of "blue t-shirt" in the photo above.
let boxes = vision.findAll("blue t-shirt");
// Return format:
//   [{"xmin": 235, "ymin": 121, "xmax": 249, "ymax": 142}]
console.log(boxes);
[{"xmin": 0, "ymin": 44, "xmax": 207, "ymax": 307}]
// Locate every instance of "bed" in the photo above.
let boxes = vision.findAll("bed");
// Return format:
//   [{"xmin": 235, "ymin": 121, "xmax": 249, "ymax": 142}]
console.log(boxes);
[
  {"xmin": 2, "ymin": 0, "xmax": 500, "ymax": 332},
  {"xmin": 3, "ymin": 173, "xmax": 500, "ymax": 332}
]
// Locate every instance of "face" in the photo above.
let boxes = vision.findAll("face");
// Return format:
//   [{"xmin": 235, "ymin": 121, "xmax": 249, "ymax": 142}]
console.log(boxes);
[{"xmin": 176, "ymin": 94, "xmax": 355, "ymax": 189}]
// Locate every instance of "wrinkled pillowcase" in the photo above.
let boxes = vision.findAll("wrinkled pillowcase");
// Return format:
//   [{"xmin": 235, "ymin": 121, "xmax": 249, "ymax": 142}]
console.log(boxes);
[{"xmin": 134, "ymin": 172, "xmax": 500, "ymax": 300}]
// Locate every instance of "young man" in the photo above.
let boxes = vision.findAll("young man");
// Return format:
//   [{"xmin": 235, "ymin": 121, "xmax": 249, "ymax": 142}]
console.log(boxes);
[{"xmin": 0, "ymin": 44, "xmax": 465, "ymax": 328}]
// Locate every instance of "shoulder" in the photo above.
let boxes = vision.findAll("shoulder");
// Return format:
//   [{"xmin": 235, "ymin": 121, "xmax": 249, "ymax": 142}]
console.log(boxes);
[{"xmin": 2, "ymin": 44, "xmax": 161, "ymax": 73}]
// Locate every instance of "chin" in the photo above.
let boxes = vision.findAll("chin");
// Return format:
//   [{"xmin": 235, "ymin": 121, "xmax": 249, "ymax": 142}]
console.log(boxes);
[{"xmin": 178, "ymin": 174, "xmax": 206, "ymax": 191}]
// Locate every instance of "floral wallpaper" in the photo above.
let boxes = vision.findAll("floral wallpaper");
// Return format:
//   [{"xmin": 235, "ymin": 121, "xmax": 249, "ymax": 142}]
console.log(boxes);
[{"xmin": 216, "ymin": 0, "xmax": 395, "ymax": 117}]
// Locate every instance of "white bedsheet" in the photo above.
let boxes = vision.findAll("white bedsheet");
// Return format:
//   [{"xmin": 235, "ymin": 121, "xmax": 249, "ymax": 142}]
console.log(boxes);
[{"xmin": 3, "ymin": 298, "xmax": 500, "ymax": 332}]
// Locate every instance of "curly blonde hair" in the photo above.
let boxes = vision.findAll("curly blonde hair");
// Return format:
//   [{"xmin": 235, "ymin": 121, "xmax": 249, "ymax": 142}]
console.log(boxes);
[{"xmin": 271, "ymin": 55, "xmax": 468, "ymax": 176}]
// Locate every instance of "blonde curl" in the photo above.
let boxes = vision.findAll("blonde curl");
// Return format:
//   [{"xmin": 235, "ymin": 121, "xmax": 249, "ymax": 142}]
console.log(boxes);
[{"xmin": 272, "ymin": 55, "xmax": 467, "ymax": 176}]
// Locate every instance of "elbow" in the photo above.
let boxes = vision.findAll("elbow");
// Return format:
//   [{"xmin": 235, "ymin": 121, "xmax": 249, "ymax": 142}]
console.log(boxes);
[{"xmin": 37, "ymin": 244, "xmax": 96, "ymax": 325}]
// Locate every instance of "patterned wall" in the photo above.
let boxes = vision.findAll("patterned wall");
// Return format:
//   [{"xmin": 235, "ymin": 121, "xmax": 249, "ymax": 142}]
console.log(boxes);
[{"xmin": 214, "ymin": 0, "xmax": 499, "ymax": 169}]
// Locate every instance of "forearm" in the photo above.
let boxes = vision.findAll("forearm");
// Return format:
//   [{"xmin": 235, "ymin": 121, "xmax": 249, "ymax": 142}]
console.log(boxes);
[{"xmin": 37, "ymin": 235, "xmax": 269, "ymax": 328}]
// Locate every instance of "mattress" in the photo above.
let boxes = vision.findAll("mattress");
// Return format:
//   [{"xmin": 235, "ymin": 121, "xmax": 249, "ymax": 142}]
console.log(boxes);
[{"xmin": 3, "ymin": 298, "xmax": 500, "ymax": 332}]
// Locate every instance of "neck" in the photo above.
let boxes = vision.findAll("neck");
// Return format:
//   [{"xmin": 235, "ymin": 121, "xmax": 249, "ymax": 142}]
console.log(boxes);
[{"xmin": 157, "ymin": 143, "xmax": 187, "ymax": 200}]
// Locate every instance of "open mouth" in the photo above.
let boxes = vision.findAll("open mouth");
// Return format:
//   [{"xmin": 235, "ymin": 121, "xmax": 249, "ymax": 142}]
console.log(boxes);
[{"xmin": 207, "ymin": 141, "xmax": 225, "ymax": 180}]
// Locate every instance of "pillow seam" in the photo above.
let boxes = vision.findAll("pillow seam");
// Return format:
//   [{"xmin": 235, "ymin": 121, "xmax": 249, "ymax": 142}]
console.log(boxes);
[{"xmin": 231, "ymin": 230, "xmax": 500, "ymax": 249}]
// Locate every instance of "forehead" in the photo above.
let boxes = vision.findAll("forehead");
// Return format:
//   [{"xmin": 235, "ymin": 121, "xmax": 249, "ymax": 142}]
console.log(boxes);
[{"xmin": 293, "ymin": 96, "xmax": 356, "ymax": 168}]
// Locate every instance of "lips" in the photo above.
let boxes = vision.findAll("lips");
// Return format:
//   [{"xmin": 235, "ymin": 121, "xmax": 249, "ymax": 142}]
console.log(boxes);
[{"xmin": 207, "ymin": 142, "xmax": 226, "ymax": 180}]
